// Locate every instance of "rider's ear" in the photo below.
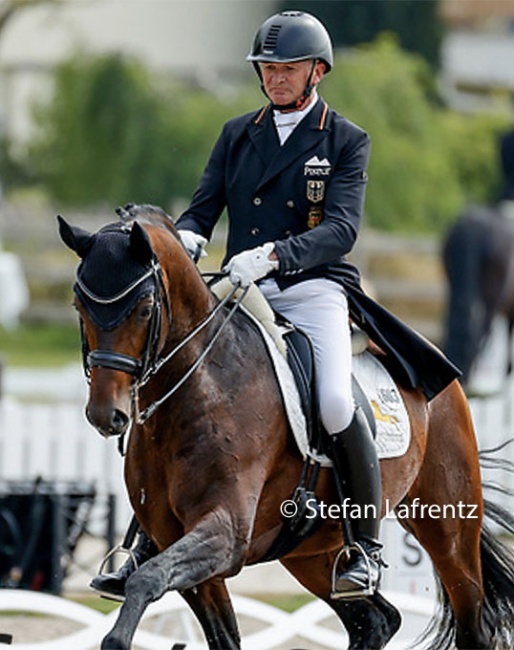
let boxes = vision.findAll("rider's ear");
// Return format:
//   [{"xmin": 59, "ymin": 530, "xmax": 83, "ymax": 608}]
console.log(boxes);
[
  {"xmin": 57, "ymin": 215, "xmax": 95, "ymax": 259},
  {"xmin": 130, "ymin": 221, "xmax": 154, "ymax": 266}
]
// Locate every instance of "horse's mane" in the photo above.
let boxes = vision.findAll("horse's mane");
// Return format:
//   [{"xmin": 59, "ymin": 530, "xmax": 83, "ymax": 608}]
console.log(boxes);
[
  {"xmin": 116, "ymin": 202, "xmax": 179, "ymax": 238},
  {"xmin": 115, "ymin": 202, "xmax": 210, "ymax": 291}
]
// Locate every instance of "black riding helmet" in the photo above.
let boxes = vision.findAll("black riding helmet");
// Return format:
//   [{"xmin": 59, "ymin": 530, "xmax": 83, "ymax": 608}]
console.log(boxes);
[{"xmin": 247, "ymin": 11, "xmax": 333, "ymax": 109}]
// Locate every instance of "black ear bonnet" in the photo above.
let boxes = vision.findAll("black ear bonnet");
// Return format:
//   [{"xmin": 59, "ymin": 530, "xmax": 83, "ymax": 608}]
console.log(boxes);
[{"xmin": 74, "ymin": 223, "xmax": 156, "ymax": 330}]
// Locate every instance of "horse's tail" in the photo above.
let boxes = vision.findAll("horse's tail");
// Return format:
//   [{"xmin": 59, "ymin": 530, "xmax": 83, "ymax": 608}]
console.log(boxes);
[
  {"xmin": 421, "ymin": 443, "xmax": 514, "ymax": 649},
  {"xmin": 442, "ymin": 208, "xmax": 493, "ymax": 380},
  {"xmin": 478, "ymin": 504, "xmax": 514, "ymax": 641}
]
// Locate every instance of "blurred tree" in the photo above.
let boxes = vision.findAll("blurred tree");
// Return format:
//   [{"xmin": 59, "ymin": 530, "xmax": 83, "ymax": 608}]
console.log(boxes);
[
  {"xmin": 30, "ymin": 52, "xmax": 184, "ymax": 207},
  {"xmin": 320, "ymin": 36, "xmax": 508, "ymax": 232},
  {"xmin": 278, "ymin": 0, "xmax": 444, "ymax": 68},
  {"xmin": 25, "ymin": 41, "xmax": 509, "ymax": 232},
  {"xmin": 28, "ymin": 51, "xmax": 259, "ymax": 209}
]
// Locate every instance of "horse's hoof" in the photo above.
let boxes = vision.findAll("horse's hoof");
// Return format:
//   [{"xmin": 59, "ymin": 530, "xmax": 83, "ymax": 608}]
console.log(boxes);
[{"xmin": 101, "ymin": 635, "xmax": 126, "ymax": 650}]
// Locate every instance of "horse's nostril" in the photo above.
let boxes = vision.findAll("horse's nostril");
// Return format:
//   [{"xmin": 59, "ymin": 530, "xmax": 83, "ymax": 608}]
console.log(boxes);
[
  {"xmin": 86, "ymin": 405, "xmax": 129, "ymax": 437},
  {"xmin": 111, "ymin": 409, "xmax": 129, "ymax": 434}
]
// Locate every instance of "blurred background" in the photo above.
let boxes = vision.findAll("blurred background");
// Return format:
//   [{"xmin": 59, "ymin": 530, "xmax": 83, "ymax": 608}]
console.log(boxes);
[
  {"xmin": 1, "ymin": 0, "xmax": 514, "ymax": 646},
  {"xmin": 1, "ymin": 0, "xmax": 514, "ymax": 357}
]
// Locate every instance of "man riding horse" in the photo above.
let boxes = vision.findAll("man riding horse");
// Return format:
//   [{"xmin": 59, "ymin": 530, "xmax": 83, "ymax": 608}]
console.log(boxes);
[{"xmin": 91, "ymin": 10, "xmax": 459, "ymax": 602}]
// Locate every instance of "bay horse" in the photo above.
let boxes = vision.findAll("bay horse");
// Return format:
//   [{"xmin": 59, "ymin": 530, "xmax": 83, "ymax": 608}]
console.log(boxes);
[
  {"xmin": 59, "ymin": 205, "xmax": 514, "ymax": 650},
  {"xmin": 442, "ymin": 203, "xmax": 514, "ymax": 387}
]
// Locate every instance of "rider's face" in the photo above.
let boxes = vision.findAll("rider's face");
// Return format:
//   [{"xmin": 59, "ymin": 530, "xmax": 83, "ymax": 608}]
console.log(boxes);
[{"xmin": 260, "ymin": 59, "xmax": 325, "ymax": 108}]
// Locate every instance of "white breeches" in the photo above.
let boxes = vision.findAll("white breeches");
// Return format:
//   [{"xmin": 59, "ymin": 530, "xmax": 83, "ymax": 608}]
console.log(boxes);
[{"xmin": 259, "ymin": 278, "xmax": 354, "ymax": 434}]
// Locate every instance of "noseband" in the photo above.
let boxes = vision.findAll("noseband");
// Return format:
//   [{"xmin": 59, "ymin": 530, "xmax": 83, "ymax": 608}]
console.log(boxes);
[{"xmin": 88, "ymin": 349, "xmax": 142, "ymax": 375}]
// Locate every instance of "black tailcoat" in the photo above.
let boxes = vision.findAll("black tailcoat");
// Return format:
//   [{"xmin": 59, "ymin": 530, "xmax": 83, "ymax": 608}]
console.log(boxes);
[{"xmin": 177, "ymin": 99, "xmax": 460, "ymax": 399}]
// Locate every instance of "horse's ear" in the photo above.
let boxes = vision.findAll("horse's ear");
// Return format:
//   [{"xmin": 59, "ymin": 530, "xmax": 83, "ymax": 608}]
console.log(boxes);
[
  {"xmin": 116, "ymin": 203, "xmax": 136, "ymax": 222},
  {"xmin": 57, "ymin": 215, "xmax": 95, "ymax": 259},
  {"xmin": 130, "ymin": 221, "xmax": 154, "ymax": 265}
]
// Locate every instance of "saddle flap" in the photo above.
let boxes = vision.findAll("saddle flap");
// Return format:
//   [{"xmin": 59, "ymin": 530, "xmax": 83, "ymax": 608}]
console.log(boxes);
[{"xmin": 283, "ymin": 325, "xmax": 376, "ymax": 457}]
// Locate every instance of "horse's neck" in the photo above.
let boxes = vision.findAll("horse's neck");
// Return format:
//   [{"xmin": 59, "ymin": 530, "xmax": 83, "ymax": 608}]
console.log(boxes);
[
  {"xmin": 148, "ymin": 228, "xmax": 216, "ymax": 344},
  {"xmin": 166, "ymin": 262, "xmax": 218, "ymax": 345}
]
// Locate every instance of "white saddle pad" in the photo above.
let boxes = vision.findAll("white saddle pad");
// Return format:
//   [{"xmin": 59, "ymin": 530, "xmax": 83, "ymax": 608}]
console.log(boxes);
[
  {"xmin": 243, "ymin": 307, "xmax": 411, "ymax": 466},
  {"xmin": 352, "ymin": 352, "xmax": 411, "ymax": 459}
]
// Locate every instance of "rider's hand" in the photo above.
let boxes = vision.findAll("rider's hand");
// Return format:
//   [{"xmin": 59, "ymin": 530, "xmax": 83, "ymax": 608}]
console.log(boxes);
[
  {"xmin": 224, "ymin": 243, "xmax": 279, "ymax": 288},
  {"xmin": 178, "ymin": 229, "xmax": 208, "ymax": 260}
]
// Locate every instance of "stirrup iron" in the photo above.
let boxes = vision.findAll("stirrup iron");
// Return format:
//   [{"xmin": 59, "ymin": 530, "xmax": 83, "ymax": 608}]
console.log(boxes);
[
  {"xmin": 330, "ymin": 541, "xmax": 376, "ymax": 600},
  {"xmin": 96, "ymin": 544, "xmax": 140, "ymax": 581}
]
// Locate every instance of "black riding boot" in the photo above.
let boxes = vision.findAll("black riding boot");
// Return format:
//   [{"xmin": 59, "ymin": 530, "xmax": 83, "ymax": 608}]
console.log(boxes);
[
  {"xmin": 330, "ymin": 405, "xmax": 384, "ymax": 599},
  {"xmin": 89, "ymin": 529, "xmax": 157, "ymax": 601}
]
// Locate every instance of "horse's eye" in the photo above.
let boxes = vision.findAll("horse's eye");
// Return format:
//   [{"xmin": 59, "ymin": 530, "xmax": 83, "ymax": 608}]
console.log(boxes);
[
  {"xmin": 139, "ymin": 305, "xmax": 153, "ymax": 320},
  {"xmin": 137, "ymin": 298, "xmax": 154, "ymax": 320}
]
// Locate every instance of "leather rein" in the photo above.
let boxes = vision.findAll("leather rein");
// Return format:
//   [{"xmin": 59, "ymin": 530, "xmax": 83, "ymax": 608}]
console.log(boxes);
[{"xmin": 80, "ymin": 263, "xmax": 247, "ymax": 425}]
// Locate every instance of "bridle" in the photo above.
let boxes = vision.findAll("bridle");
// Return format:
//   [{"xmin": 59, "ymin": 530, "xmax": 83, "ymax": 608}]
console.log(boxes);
[
  {"xmin": 79, "ymin": 260, "xmax": 247, "ymax": 426},
  {"xmin": 80, "ymin": 259, "xmax": 170, "ymax": 383},
  {"xmin": 132, "ymin": 278, "xmax": 246, "ymax": 424}
]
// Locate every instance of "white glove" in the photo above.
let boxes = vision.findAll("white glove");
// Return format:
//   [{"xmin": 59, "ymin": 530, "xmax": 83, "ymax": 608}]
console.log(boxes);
[
  {"xmin": 224, "ymin": 243, "xmax": 279, "ymax": 288},
  {"xmin": 178, "ymin": 229, "xmax": 208, "ymax": 259}
]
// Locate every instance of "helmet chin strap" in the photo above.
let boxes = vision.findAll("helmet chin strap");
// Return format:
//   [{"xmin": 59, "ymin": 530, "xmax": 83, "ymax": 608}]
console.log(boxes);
[{"xmin": 258, "ymin": 60, "xmax": 317, "ymax": 112}]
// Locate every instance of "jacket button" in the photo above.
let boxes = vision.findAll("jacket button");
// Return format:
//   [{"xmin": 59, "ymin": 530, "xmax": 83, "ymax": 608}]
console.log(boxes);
[
  {"xmin": 286, "ymin": 200, "xmax": 294, "ymax": 208},
  {"xmin": 284, "ymin": 230, "xmax": 292, "ymax": 237},
  {"xmin": 253, "ymin": 197, "xmax": 262, "ymax": 206},
  {"xmin": 251, "ymin": 227, "xmax": 261, "ymax": 236}
]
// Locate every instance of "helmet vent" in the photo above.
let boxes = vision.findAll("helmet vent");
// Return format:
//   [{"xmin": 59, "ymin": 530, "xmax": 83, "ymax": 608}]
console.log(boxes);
[{"xmin": 263, "ymin": 24, "xmax": 281, "ymax": 53}]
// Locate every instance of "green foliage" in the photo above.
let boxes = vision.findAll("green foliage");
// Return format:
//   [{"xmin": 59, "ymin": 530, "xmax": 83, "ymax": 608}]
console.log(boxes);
[
  {"xmin": 438, "ymin": 111, "xmax": 509, "ymax": 205},
  {"xmin": 25, "ymin": 40, "xmax": 511, "ymax": 234},
  {"xmin": 30, "ymin": 52, "xmax": 171, "ymax": 206},
  {"xmin": 0, "ymin": 133, "xmax": 36, "ymax": 190},
  {"xmin": 0, "ymin": 323, "xmax": 80, "ymax": 367},
  {"xmin": 278, "ymin": 0, "xmax": 444, "ymax": 68},
  {"xmin": 29, "ymin": 52, "xmax": 258, "ymax": 209},
  {"xmin": 157, "ymin": 85, "xmax": 260, "ymax": 203},
  {"xmin": 321, "ymin": 36, "xmax": 509, "ymax": 232}
]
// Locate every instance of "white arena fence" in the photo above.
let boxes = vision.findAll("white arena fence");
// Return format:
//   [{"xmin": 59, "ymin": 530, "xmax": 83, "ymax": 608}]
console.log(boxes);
[
  {"xmin": 0, "ymin": 588, "xmax": 437, "ymax": 650},
  {"xmin": 0, "ymin": 396, "xmax": 131, "ymax": 535}
]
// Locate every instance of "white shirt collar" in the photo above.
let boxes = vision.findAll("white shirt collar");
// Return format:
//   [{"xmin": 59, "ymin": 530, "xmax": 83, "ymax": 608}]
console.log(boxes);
[{"xmin": 273, "ymin": 92, "xmax": 319, "ymax": 145}]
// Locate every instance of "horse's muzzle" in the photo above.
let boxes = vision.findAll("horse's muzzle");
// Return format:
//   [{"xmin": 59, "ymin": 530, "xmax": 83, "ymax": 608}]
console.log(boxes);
[{"xmin": 86, "ymin": 404, "xmax": 130, "ymax": 438}]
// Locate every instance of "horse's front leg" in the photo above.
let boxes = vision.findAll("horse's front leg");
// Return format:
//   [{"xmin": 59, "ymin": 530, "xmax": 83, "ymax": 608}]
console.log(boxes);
[
  {"xmin": 181, "ymin": 578, "xmax": 241, "ymax": 649},
  {"xmin": 101, "ymin": 506, "xmax": 247, "ymax": 650}
]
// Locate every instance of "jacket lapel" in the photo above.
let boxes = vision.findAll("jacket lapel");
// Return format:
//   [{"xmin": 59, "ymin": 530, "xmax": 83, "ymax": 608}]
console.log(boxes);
[
  {"xmin": 247, "ymin": 105, "xmax": 281, "ymax": 165},
  {"xmin": 247, "ymin": 100, "xmax": 330, "ymax": 191}
]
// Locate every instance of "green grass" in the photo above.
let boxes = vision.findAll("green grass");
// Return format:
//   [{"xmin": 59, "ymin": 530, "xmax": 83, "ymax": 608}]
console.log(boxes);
[
  {"xmin": 71, "ymin": 594, "xmax": 121, "ymax": 614},
  {"xmin": 70, "ymin": 592, "xmax": 314, "ymax": 614},
  {"xmin": 258, "ymin": 592, "xmax": 315, "ymax": 612},
  {"xmin": 0, "ymin": 323, "xmax": 81, "ymax": 367}
]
